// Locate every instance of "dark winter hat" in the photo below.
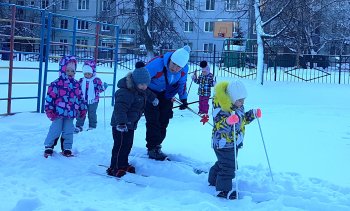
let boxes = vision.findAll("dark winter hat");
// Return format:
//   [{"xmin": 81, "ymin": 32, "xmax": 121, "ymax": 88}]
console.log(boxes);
[
  {"xmin": 135, "ymin": 61, "xmax": 146, "ymax": 68},
  {"xmin": 132, "ymin": 67, "xmax": 151, "ymax": 85},
  {"xmin": 199, "ymin": 61, "xmax": 208, "ymax": 68}
]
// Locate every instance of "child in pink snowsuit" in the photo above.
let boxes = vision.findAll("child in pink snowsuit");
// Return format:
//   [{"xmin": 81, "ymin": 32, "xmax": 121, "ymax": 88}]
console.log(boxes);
[
  {"xmin": 192, "ymin": 60, "xmax": 215, "ymax": 116},
  {"xmin": 75, "ymin": 60, "xmax": 108, "ymax": 132},
  {"xmin": 44, "ymin": 55, "xmax": 87, "ymax": 157}
]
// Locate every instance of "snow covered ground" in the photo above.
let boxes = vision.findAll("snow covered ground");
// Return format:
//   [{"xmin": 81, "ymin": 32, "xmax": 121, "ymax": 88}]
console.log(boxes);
[{"xmin": 1, "ymin": 61, "xmax": 350, "ymax": 210}]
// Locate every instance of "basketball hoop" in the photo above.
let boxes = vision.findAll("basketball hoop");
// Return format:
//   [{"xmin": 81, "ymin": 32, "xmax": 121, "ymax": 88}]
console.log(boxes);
[{"xmin": 213, "ymin": 21, "xmax": 233, "ymax": 38}]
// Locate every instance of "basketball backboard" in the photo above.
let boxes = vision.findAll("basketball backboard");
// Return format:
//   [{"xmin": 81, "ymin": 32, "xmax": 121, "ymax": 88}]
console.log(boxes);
[{"xmin": 214, "ymin": 22, "xmax": 233, "ymax": 38}]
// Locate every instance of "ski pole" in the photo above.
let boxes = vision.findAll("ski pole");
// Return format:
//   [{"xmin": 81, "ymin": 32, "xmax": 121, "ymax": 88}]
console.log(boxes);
[
  {"xmin": 173, "ymin": 97, "xmax": 213, "ymax": 109},
  {"xmin": 173, "ymin": 97, "xmax": 213, "ymax": 127},
  {"xmin": 187, "ymin": 70, "xmax": 197, "ymax": 96},
  {"xmin": 103, "ymin": 89, "xmax": 106, "ymax": 130},
  {"xmin": 256, "ymin": 117, "xmax": 274, "ymax": 181},
  {"xmin": 233, "ymin": 123, "xmax": 239, "ymax": 199}
]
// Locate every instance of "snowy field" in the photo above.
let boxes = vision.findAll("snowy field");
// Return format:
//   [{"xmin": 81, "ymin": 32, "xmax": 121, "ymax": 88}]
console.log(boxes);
[{"xmin": 0, "ymin": 61, "xmax": 350, "ymax": 210}]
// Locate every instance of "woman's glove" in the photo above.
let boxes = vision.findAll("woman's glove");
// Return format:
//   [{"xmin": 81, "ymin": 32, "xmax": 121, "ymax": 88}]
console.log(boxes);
[
  {"xmin": 179, "ymin": 99, "xmax": 188, "ymax": 110},
  {"xmin": 226, "ymin": 114, "xmax": 239, "ymax": 125}
]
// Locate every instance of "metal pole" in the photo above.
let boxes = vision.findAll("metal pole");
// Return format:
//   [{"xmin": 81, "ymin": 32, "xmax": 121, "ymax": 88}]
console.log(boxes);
[
  {"xmin": 37, "ymin": 9, "xmax": 46, "ymax": 113},
  {"xmin": 94, "ymin": 22, "xmax": 100, "ymax": 63},
  {"xmin": 41, "ymin": 12, "xmax": 52, "ymax": 113},
  {"xmin": 256, "ymin": 117, "xmax": 274, "ymax": 181},
  {"xmin": 111, "ymin": 25, "xmax": 119, "ymax": 106},
  {"xmin": 72, "ymin": 17, "xmax": 77, "ymax": 56},
  {"xmin": 7, "ymin": 5, "xmax": 16, "ymax": 114},
  {"xmin": 103, "ymin": 90, "xmax": 106, "ymax": 130},
  {"xmin": 233, "ymin": 123, "xmax": 239, "ymax": 199}
]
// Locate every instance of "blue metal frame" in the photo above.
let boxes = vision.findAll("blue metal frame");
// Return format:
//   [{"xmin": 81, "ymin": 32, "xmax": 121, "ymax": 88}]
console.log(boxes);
[
  {"xmin": 37, "ymin": 9, "xmax": 46, "ymax": 112},
  {"xmin": 112, "ymin": 25, "xmax": 120, "ymax": 106},
  {"xmin": 41, "ymin": 12, "xmax": 53, "ymax": 113}
]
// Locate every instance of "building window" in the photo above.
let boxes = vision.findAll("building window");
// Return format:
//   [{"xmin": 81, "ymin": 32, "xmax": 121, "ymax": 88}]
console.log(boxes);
[
  {"xmin": 77, "ymin": 39, "xmax": 88, "ymax": 49},
  {"xmin": 162, "ymin": 0, "xmax": 173, "ymax": 5},
  {"xmin": 101, "ymin": 22, "xmax": 110, "ymax": 31},
  {"xmin": 60, "ymin": 19, "xmax": 68, "ymax": 29},
  {"xmin": 184, "ymin": 42, "xmax": 193, "ymax": 50},
  {"xmin": 78, "ymin": 0, "xmax": 89, "ymax": 10},
  {"xmin": 186, "ymin": 0, "xmax": 195, "ymax": 10},
  {"xmin": 205, "ymin": 0, "xmax": 215, "ymax": 10},
  {"xmin": 60, "ymin": 0, "xmax": 68, "ymax": 10},
  {"xmin": 204, "ymin": 43, "xmax": 215, "ymax": 52},
  {"xmin": 77, "ymin": 20, "xmax": 89, "ymax": 30},
  {"xmin": 102, "ymin": 0, "xmax": 108, "ymax": 11},
  {"xmin": 185, "ymin": 21, "xmax": 194, "ymax": 32},
  {"xmin": 204, "ymin": 22, "xmax": 214, "ymax": 32},
  {"xmin": 41, "ymin": 0, "xmax": 49, "ymax": 9},
  {"xmin": 225, "ymin": 0, "xmax": 239, "ymax": 11},
  {"xmin": 59, "ymin": 39, "xmax": 68, "ymax": 49}
]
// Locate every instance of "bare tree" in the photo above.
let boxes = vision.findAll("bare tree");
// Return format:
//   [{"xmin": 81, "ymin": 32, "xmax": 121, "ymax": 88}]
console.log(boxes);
[
  {"xmin": 253, "ymin": 0, "xmax": 293, "ymax": 84},
  {"xmin": 98, "ymin": 0, "xmax": 204, "ymax": 59}
]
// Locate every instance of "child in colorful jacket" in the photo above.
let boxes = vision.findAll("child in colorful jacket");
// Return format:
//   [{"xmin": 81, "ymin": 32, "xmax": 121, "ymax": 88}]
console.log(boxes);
[
  {"xmin": 75, "ymin": 60, "xmax": 108, "ymax": 132},
  {"xmin": 44, "ymin": 55, "xmax": 87, "ymax": 157},
  {"xmin": 192, "ymin": 60, "xmax": 215, "ymax": 116},
  {"xmin": 208, "ymin": 80, "xmax": 261, "ymax": 200}
]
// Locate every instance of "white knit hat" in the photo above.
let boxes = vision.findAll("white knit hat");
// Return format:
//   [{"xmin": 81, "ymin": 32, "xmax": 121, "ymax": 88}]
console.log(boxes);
[
  {"xmin": 226, "ymin": 80, "xmax": 247, "ymax": 103},
  {"xmin": 82, "ymin": 65, "xmax": 93, "ymax": 74},
  {"xmin": 170, "ymin": 45, "xmax": 191, "ymax": 68}
]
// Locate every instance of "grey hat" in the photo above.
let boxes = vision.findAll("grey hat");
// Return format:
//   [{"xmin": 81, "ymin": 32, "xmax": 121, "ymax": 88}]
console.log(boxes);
[{"xmin": 132, "ymin": 67, "xmax": 151, "ymax": 85}]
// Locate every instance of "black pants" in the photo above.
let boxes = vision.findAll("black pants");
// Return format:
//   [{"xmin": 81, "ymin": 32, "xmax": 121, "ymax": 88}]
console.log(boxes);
[
  {"xmin": 144, "ymin": 92, "xmax": 173, "ymax": 150},
  {"xmin": 110, "ymin": 127, "xmax": 135, "ymax": 169}
]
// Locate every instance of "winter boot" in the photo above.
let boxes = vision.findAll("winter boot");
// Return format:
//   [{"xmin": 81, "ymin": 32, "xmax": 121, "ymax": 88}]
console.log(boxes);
[
  {"xmin": 114, "ymin": 169, "xmax": 127, "ymax": 178},
  {"xmin": 126, "ymin": 164, "xmax": 136, "ymax": 173},
  {"xmin": 62, "ymin": 149, "xmax": 72, "ymax": 157},
  {"xmin": 106, "ymin": 167, "xmax": 114, "ymax": 176},
  {"xmin": 44, "ymin": 147, "xmax": 53, "ymax": 157},
  {"xmin": 216, "ymin": 190, "xmax": 237, "ymax": 200},
  {"xmin": 147, "ymin": 147, "xmax": 168, "ymax": 161}
]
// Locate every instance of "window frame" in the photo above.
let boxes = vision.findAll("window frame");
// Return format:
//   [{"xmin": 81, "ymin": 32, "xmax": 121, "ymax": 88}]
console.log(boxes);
[
  {"xmin": 184, "ymin": 21, "xmax": 194, "ymax": 32},
  {"xmin": 186, "ymin": 0, "xmax": 195, "ymax": 11},
  {"xmin": 205, "ymin": 0, "xmax": 215, "ymax": 11},
  {"xmin": 77, "ymin": 20, "xmax": 89, "ymax": 30},
  {"xmin": 204, "ymin": 21, "xmax": 214, "ymax": 32},
  {"xmin": 77, "ymin": 0, "xmax": 89, "ymax": 10}
]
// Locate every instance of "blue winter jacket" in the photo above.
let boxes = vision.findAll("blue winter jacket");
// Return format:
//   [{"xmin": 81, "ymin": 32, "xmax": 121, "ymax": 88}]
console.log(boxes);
[{"xmin": 145, "ymin": 52, "xmax": 188, "ymax": 100}]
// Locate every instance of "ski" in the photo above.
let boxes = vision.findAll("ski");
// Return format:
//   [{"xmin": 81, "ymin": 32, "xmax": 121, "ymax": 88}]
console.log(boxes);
[
  {"xmin": 90, "ymin": 171, "xmax": 147, "ymax": 187},
  {"xmin": 129, "ymin": 154, "xmax": 208, "ymax": 174}
]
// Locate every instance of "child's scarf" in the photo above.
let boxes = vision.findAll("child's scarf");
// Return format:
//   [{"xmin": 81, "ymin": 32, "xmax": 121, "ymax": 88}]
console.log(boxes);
[{"xmin": 82, "ymin": 76, "xmax": 96, "ymax": 104}]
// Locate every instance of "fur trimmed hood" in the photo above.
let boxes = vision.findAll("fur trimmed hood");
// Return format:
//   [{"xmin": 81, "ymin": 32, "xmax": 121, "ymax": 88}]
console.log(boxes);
[
  {"xmin": 117, "ymin": 72, "xmax": 137, "ymax": 90},
  {"xmin": 213, "ymin": 81, "xmax": 233, "ymax": 112}
]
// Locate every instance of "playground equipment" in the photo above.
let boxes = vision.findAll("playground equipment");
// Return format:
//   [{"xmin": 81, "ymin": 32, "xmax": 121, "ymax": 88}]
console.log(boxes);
[{"xmin": 0, "ymin": 3, "xmax": 120, "ymax": 115}]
